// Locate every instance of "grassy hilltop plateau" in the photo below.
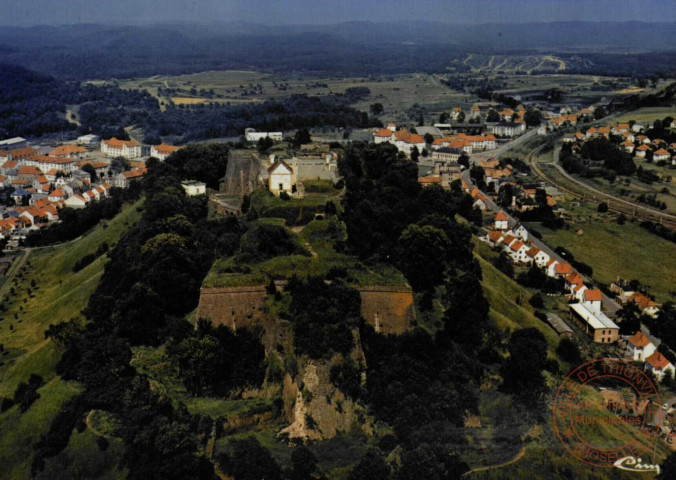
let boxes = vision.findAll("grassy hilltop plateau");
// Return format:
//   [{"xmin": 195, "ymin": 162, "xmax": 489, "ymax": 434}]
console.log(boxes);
[{"xmin": 1, "ymin": 18, "xmax": 676, "ymax": 480}]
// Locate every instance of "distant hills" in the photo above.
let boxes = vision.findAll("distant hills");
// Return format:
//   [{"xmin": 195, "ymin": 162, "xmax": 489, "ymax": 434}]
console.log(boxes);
[{"xmin": 0, "ymin": 21, "xmax": 675, "ymax": 80}]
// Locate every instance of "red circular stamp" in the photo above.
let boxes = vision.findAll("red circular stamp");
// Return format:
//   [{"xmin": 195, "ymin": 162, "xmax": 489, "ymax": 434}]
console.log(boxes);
[{"xmin": 553, "ymin": 358, "xmax": 661, "ymax": 468}]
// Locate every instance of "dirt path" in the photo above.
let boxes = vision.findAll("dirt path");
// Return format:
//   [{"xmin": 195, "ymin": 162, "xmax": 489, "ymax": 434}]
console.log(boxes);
[
  {"xmin": 0, "ymin": 248, "xmax": 31, "ymax": 302},
  {"xmin": 85, "ymin": 409, "xmax": 113, "ymax": 440},
  {"xmin": 462, "ymin": 447, "xmax": 526, "ymax": 477}
]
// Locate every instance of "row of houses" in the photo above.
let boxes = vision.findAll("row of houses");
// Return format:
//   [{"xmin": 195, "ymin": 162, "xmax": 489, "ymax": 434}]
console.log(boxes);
[
  {"xmin": 626, "ymin": 332, "xmax": 675, "ymax": 382},
  {"xmin": 482, "ymin": 210, "xmax": 621, "ymax": 344},
  {"xmin": 560, "ymin": 120, "xmax": 676, "ymax": 165}
]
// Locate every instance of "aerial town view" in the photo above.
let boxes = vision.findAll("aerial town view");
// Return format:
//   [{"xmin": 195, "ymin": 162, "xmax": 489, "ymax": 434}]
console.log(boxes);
[{"xmin": 1, "ymin": 1, "xmax": 676, "ymax": 479}]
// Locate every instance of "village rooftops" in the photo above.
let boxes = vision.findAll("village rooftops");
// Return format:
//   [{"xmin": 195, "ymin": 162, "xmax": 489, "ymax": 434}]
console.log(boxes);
[
  {"xmin": 628, "ymin": 331, "xmax": 652, "ymax": 349},
  {"xmin": 495, "ymin": 211, "xmax": 509, "ymax": 222},
  {"xmin": 569, "ymin": 303, "xmax": 619, "ymax": 331},
  {"xmin": 103, "ymin": 138, "xmax": 141, "ymax": 148},
  {"xmin": 627, "ymin": 292, "xmax": 657, "ymax": 311},
  {"xmin": 646, "ymin": 352, "xmax": 671, "ymax": 371},
  {"xmin": 584, "ymin": 289, "xmax": 603, "ymax": 302},
  {"xmin": 555, "ymin": 263, "xmax": 572, "ymax": 275},
  {"xmin": 50, "ymin": 145, "xmax": 87, "ymax": 156}
]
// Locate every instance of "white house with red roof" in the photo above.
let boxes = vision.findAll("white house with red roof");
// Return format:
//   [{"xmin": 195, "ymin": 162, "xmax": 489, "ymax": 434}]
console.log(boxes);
[
  {"xmin": 627, "ymin": 332, "xmax": 656, "ymax": 362},
  {"xmin": 494, "ymin": 211, "xmax": 509, "ymax": 230},
  {"xmin": 645, "ymin": 352, "xmax": 675, "ymax": 382},
  {"xmin": 50, "ymin": 145, "xmax": 88, "ymax": 159},
  {"xmin": 552, "ymin": 262, "xmax": 572, "ymax": 278},
  {"xmin": 526, "ymin": 247, "xmax": 550, "ymax": 268},
  {"xmin": 485, "ymin": 230, "xmax": 504, "ymax": 246},
  {"xmin": 151, "ymin": 143, "xmax": 183, "ymax": 161},
  {"xmin": 654, "ymin": 148, "xmax": 671, "ymax": 162},
  {"xmin": 508, "ymin": 240, "xmax": 530, "ymax": 263},
  {"xmin": 373, "ymin": 126, "xmax": 426, "ymax": 156},
  {"xmin": 582, "ymin": 289, "xmax": 603, "ymax": 314}
]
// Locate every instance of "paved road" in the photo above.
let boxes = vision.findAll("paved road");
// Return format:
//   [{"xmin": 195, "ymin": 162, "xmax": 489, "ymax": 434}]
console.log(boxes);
[{"xmin": 472, "ymin": 128, "xmax": 539, "ymax": 162}]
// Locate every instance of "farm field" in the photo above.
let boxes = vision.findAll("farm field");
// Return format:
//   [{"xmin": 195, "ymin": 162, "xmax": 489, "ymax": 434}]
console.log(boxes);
[
  {"xmin": 606, "ymin": 106, "xmax": 676, "ymax": 124},
  {"xmin": 109, "ymin": 68, "xmax": 636, "ymax": 129},
  {"xmin": 0, "ymin": 201, "xmax": 142, "ymax": 479},
  {"xmin": 529, "ymin": 199, "xmax": 676, "ymax": 303}
]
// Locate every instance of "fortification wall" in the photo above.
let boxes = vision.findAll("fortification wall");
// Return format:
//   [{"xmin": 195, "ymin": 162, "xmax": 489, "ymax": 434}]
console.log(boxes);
[
  {"xmin": 197, "ymin": 284, "xmax": 415, "ymax": 334},
  {"xmin": 358, "ymin": 286, "xmax": 415, "ymax": 335},
  {"xmin": 196, "ymin": 286, "xmax": 267, "ymax": 329}
]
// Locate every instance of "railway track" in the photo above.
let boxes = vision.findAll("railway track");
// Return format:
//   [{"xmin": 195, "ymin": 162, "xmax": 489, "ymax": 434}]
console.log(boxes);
[{"xmin": 527, "ymin": 145, "xmax": 676, "ymax": 230}]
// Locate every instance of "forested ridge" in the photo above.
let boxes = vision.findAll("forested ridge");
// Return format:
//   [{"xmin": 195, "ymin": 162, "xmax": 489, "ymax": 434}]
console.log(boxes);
[{"xmin": 0, "ymin": 63, "xmax": 380, "ymax": 143}]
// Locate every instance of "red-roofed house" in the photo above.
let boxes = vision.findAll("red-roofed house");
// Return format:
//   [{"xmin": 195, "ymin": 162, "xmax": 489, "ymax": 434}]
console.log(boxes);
[
  {"xmin": 526, "ymin": 247, "xmax": 550, "ymax": 268},
  {"xmin": 418, "ymin": 176, "xmax": 442, "ymax": 187},
  {"xmin": 645, "ymin": 352, "xmax": 675, "ymax": 382},
  {"xmin": 636, "ymin": 144, "xmax": 651, "ymax": 158},
  {"xmin": 583, "ymin": 289, "xmax": 603, "ymax": 314},
  {"xmin": 486, "ymin": 231, "xmax": 504, "ymax": 246},
  {"xmin": 654, "ymin": 148, "xmax": 671, "ymax": 162},
  {"xmin": 508, "ymin": 240, "xmax": 530, "ymax": 263},
  {"xmin": 48, "ymin": 189, "xmax": 66, "ymax": 202},
  {"xmin": 565, "ymin": 273, "xmax": 585, "ymax": 292},
  {"xmin": 552, "ymin": 262, "xmax": 571, "ymax": 278},
  {"xmin": 393, "ymin": 130, "xmax": 426, "ymax": 155},
  {"xmin": 627, "ymin": 332, "xmax": 656, "ymax": 362},
  {"xmin": 494, "ymin": 211, "xmax": 509, "ymax": 230},
  {"xmin": 627, "ymin": 292, "xmax": 660, "ymax": 318},
  {"xmin": 114, "ymin": 169, "xmax": 146, "ymax": 188},
  {"xmin": 151, "ymin": 144, "xmax": 182, "ymax": 161}
]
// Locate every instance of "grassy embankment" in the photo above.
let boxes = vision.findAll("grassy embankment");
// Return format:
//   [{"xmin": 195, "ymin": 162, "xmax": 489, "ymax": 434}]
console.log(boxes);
[{"xmin": 0, "ymin": 200, "xmax": 143, "ymax": 479}]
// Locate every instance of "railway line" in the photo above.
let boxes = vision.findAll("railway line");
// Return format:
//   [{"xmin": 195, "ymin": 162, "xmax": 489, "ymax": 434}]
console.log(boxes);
[{"xmin": 527, "ymin": 145, "xmax": 676, "ymax": 230}]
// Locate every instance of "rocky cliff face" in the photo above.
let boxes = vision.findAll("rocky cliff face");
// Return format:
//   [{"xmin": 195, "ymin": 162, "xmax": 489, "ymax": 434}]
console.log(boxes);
[
  {"xmin": 196, "ymin": 283, "xmax": 409, "ymax": 441},
  {"xmin": 279, "ymin": 352, "xmax": 371, "ymax": 442}
]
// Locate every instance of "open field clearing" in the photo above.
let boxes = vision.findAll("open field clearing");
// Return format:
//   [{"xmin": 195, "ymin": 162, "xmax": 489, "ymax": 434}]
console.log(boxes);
[{"xmin": 530, "ymin": 199, "xmax": 676, "ymax": 303}]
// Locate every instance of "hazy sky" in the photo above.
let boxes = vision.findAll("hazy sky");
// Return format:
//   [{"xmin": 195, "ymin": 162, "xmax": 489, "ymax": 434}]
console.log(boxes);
[{"xmin": 1, "ymin": 0, "xmax": 674, "ymax": 26}]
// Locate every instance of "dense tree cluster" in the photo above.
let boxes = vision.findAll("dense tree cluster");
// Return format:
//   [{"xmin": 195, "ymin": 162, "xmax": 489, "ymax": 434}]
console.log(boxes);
[
  {"xmin": 168, "ymin": 319, "xmax": 266, "ymax": 397},
  {"xmin": 285, "ymin": 277, "xmax": 362, "ymax": 359},
  {"xmin": 33, "ymin": 143, "xmax": 259, "ymax": 479}
]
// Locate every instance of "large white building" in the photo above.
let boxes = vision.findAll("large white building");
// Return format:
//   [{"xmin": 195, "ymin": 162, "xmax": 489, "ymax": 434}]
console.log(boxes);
[
  {"xmin": 373, "ymin": 124, "xmax": 426, "ymax": 156},
  {"xmin": 101, "ymin": 138, "xmax": 142, "ymax": 159},
  {"xmin": 77, "ymin": 134, "xmax": 101, "ymax": 145},
  {"xmin": 0, "ymin": 137, "xmax": 28, "ymax": 151},
  {"xmin": 245, "ymin": 128, "xmax": 283, "ymax": 142}
]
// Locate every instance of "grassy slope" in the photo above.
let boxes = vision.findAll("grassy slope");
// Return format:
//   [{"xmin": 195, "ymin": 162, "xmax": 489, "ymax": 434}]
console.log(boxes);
[
  {"xmin": 0, "ymin": 200, "xmax": 143, "ymax": 479},
  {"xmin": 473, "ymin": 240, "xmax": 560, "ymax": 355}
]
